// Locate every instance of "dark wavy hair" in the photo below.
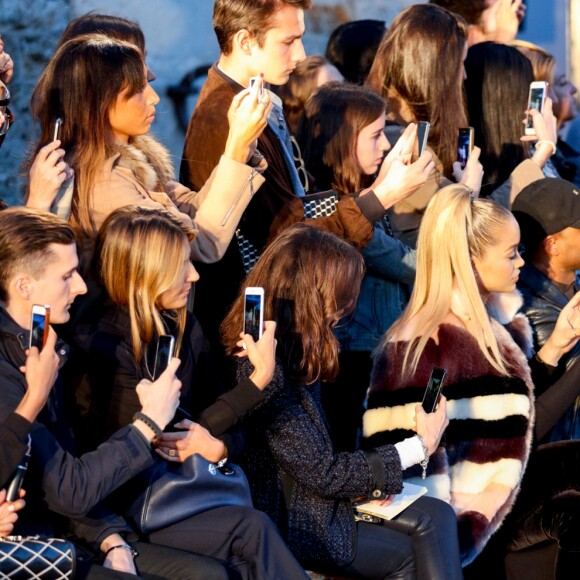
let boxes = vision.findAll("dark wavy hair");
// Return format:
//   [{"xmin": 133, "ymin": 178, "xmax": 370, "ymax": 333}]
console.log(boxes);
[
  {"xmin": 298, "ymin": 81, "xmax": 385, "ymax": 195},
  {"xmin": 221, "ymin": 224, "xmax": 365, "ymax": 384},
  {"xmin": 366, "ymin": 4, "xmax": 468, "ymax": 176},
  {"xmin": 464, "ymin": 42, "xmax": 533, "ymax": 196}
]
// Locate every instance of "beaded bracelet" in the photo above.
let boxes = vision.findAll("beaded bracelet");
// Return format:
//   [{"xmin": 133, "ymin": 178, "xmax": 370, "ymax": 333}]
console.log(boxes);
[
  {"xmin": 133, "ymin": 411, "xmax": 163, "ymax": 439},
  {"xmin": 416, "ymin": 434, "xmax": 430, "ymax": 479}
]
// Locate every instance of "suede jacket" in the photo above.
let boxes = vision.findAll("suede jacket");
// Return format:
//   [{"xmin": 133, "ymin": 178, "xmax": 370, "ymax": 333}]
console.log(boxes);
[{"xmin": 363, "ymin": 293, "xmax": 535, "ymax": 566}]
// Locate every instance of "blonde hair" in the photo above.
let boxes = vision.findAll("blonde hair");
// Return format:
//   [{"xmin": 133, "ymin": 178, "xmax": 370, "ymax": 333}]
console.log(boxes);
[
  {"xmin": 509, "ymin": 40, "xmax": 556, "ymax": 84},
  {"xmin": 95, "ymin": 206, "xmax": 192, "ymax": 367},
  {"xmin": 385, "ymin": 185, "xmax": 514, "ymax": 377}
]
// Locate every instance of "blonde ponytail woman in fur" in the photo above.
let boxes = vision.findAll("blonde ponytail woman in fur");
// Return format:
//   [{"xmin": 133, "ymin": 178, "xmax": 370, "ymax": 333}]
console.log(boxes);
[{"xmin": 364, "ymin": 184, "xmax": 580, "ymax": 567}]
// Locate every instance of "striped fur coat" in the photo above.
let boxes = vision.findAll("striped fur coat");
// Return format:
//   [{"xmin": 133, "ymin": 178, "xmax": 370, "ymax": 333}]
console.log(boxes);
[{"xmin": 363, "ymin": 292, "xmax": 535, "ymax": 565}]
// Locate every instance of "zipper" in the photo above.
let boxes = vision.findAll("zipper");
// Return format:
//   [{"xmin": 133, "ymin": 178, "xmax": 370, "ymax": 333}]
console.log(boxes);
[{"xmin": 220, "ymin": 168, "xmax": 257, "ymax": 227}]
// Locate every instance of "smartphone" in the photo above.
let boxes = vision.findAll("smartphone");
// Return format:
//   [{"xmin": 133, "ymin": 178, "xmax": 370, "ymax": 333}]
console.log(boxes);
[
  {"xmin": 6, "ymin": 451, "xmax": 30, "ymax": 502},
  {"xmin": 243, "ymin": 287, "xmax": 265, "ymax": 343},
  {"xmin": 153, "ymin": 335, "xmax": 175, "ymax": 380},
  {"xmin": 52, "ymin": 117, "xmax": 63, "ymax": 142},
  {"xmin": 29, "ymin": 304, "xmax": 50, "ymax": 351},
  {"xmin": 249, "ymin": 76, "xmax": 264, "ymax": 98},
  {"xmin": 457, "ymin": 127, "xmax": 474, "ymax": 169},
  {"xmin": 416, "ymin": 121, "xmax": 430, "ymax": 158},
  {"xmin": 525, "ymin": 81, "xmax": 548, "ymax": 135},
  {"xmin": 421, "ymin": 367, "xmax": 447, "ymax": 413}
]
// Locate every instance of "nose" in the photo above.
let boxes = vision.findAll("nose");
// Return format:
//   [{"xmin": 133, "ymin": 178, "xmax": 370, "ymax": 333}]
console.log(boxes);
[
  {"xmin": 516, "ymin": 252, "xmax": 525, "ymax": 269},
  {"xmin": 186, "ymin": 262, "xmax": 200, "ymax": 283},
  {"xmin": 293, "ymin": 40, "xmax": 306, "ymax": 64},
  {"xmin": 379, "ymin": 131, "xmax": 390, "ymax": 153},
  {"xmin": 72, "ymin": 272, "xmax": 88, "ymax": 296},
  {"xmin": 146, "ymin": 83, "xmax": 160, "ymax": 106}
]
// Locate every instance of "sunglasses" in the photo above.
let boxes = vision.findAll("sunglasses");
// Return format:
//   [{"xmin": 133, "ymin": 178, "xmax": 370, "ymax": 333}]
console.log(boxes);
[{"xmin": 290, "ymin": 136, "xmax": 309, "ymax": 194}]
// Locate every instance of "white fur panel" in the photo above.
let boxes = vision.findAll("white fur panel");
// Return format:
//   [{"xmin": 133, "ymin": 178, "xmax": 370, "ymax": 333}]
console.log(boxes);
[
  {"xmin": 362, "ymin": 403, "xmax": 416, "ymax": 437},
  {"xmin": 406, "ymin": 474, "xmax": 452, "ymax": 504},
  {"xmin": 448, "ymin": 393, "xmax": 531, "ymax": 421},
  {"xmin": 450, "ymin": 458, "xmax": 523, "ymax": 494}
]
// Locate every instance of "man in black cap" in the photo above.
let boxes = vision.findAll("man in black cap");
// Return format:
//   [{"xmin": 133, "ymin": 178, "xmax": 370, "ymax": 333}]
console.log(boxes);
[{"xmin": 513, "ymin": 176, "xmax": 580, "ymax": 440}]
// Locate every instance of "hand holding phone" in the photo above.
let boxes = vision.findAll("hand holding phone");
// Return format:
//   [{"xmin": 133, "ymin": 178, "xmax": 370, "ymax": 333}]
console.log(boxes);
[
  {"xmin": 525, "ymin": 82, "xmax": 548, "ymax": 136},
  {"xmin": 421, "ymin": 367, "xmax": 447, "ymax": 413},
  {"xmin": 243, "ymin": 287, "xmax": 265, "ymax": 346},
  {"xmin": 457, "ymin": 127, "xmax": 474, "ymax": 170},
  {"xmin": 29, "ymin": 305, "xmax": 50, "ymax": 351}
]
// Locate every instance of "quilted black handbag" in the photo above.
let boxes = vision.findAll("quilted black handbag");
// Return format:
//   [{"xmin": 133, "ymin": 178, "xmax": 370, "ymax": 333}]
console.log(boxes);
[
  {"xmin": 0, "ymin": 535, "xmax": 75, "ymax": 579},
  {"xmin": 125, "ymin": 454, "xmax": 253, "ymax": 534}
]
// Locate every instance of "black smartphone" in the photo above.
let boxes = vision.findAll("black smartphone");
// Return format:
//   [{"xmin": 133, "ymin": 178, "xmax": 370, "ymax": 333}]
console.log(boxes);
[
  {"xmin": 29, "ymin": 304, "xmax": 50, "ymax": 351},
  {"xmin": 6, "ymin": 451, "xmax": 30, "ymax": 502},
  {"xmin": 458, "ymin": 127, "xmax": 474, "ymax": 169},
  {"xmin": 421, "ymin": 367, "xmax": 447, "ymax": 413},
  {"xmin": 416, "ymin": 121, "xmax": 430, "ymax": 157},
  {"xmin": 153, "ymin": 335, "xmax": 175, "ymax": 380},
  {"xmin": 243, "ymin": 287, "xmax": 264, "ymax": 343},
  {"xmin": 53, "ymin": 117, "xmax": 63, "ymax": 142}
]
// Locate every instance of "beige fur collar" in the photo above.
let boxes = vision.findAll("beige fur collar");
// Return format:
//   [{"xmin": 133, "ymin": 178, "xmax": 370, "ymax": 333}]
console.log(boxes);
[{"xmin": 110, "ymin": 134, "xmax": 175, "ymax": 192}]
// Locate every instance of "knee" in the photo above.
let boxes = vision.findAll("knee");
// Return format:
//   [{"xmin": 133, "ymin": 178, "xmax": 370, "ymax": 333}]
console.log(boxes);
[{"xmin": 411, "ymin": 497, "xmax": 456, "ymax": 535}]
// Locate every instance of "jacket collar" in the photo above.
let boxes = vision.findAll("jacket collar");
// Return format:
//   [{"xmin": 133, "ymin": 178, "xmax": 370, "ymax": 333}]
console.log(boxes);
[{"xmin": 518, "ymin": 262, "xmax": 570, "ymax": 309}]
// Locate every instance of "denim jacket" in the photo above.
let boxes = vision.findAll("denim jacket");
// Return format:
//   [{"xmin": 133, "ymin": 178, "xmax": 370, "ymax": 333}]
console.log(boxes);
[
  {"xmin": 334, "ymin": 216, "xmax": 416, "ymax": 352},
  {"xmin": 517, "ymin": 262, "xmax": 580, "ymax": 440}
]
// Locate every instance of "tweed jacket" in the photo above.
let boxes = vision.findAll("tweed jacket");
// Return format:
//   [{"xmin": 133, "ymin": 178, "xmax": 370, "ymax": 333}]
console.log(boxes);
[
  {"xmin": 81, "ymin": 134, "xmax": 265, "ymax": 263},
  {"xmin": 237, "ymin": 359, "xmax": 403, "ymax": 567},
  {"xmin": 363, "ymin": 292, "xmax": 535, "ymax": 565}
]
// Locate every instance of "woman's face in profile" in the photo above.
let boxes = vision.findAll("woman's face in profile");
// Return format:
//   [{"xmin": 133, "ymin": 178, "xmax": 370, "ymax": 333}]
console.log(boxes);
[
  {"xmin": 471, "ymin": 215, "xmax": 525, "ymax": 296},
  {"xmin": 157, "ymin": 242, "xmax": 199, "ymax": 311},
  {"xmin": 108, "ymin": 68, "xmax": 160, "ymax": 145}
]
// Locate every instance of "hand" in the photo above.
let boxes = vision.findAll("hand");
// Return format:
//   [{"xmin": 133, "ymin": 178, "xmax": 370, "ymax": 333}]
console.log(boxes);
[
  {"xmin": 101, "ymin": 535, "xmax": 138, "ymax": 576},
  {"xmin": 16, "ymin": 327, "xmax": 59, "ymax": 423},
  {"xmin": 27, "ymin": 141, "xmax": 74, "ymax": 211},
  {"xmin": 154, "ymin": 420, "xmax": 225, "ymax": 463},
  {"xmin": 236, "ymin": 320, "xmax": 277, "ymax": 390},
  {"xmin": 370, "ymin": 150, "xmax": 435, "ymax": 210},
  {"xmin": 375, "ymin": 123, "xmax": 417, "ymax": 181},
  {"xmin": 224, "ymin": 80, "xmax": 272, "ymax": 164},
  {"xmin": 0, "ymin": 36, "xmax": 14, "ymax": 84},
  {"xmin": 0, "ymin": 488, "xmax": 26, "ymax": 537},
  {"xmin": 522, "ymin": 96, "xmax": 558, "ymax": 144},
  {"xmin": 413, "ymin": 396, "xmax": 449, "ymax": 455},
  {"xmin": 492, "ymin": 0, "xmax": 522, "ymax": 43},
  {"xmin": 136, "ymin": 358, "xmax": 182, "ymax": 434},
  {"xmin": 538, "ymin": 291, "xmax": 580, "ymax": 365},
  {"xmin": 453, "ymin": 146, "xmax": 483, "ymax": 197}
]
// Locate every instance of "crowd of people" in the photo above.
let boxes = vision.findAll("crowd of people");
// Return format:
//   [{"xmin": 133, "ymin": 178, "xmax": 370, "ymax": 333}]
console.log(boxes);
[{"xmin": 1, "ymin": 0, "xmax": 580, "ymax": 578}]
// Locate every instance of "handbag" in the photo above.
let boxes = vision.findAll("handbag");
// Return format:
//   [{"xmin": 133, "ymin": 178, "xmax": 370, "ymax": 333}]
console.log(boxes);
[
  {"xmin": 125, "ymin": 454, "xmax": 253, "ymax": 534},
  {"xmin": 0, "ymin": 535, "xmax": 76, "ymax": 579},
  {"xmin": 236, "ymin": 190, "xmax": 339, "ymax": 274}
]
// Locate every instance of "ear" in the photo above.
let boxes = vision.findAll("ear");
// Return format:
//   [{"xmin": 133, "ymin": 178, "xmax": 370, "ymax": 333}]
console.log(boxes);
[
  {"xmin": 10, "ymin": 273, "xmax": 34, "ymax": 302},
  {"xmin": 234, "ymin": 29, "xmax": 256, "ymax": 56},
  {"xmin": 543, "ymin": 234, "xmax": 559, "ymax": 257}
]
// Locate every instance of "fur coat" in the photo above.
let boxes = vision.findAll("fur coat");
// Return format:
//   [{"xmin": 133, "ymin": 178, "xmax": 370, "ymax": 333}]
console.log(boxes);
[{"xmin": 363, "ymin": 292, "xmax": 535, "ymax": 565}]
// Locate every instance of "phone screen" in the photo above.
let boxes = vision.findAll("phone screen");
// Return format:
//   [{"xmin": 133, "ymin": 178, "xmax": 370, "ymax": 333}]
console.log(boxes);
[
  {"xmin": 526, "ymin": 87, "xmax": 545, "ymax": 130},
  {"xmin": 244, "ymin": 293, "xmax": 263, "ymax": 342},
  {"xmin": 422, "ymin": 367, "xmax": 447, "ymax": 413},
  {"xmin": 30, "ymin": 307, "xmax": 49, "ymax": 351},
  {"xmin": 153, "ymin": 335, "xmax": 175, "ymax": 380},
  {"xmin": 458, "ymin": 129, "xmax": 473, "ymax": 169},
  {"xmin": 416, "ymin": 121, "xmax": 430, "ymax": 158}
]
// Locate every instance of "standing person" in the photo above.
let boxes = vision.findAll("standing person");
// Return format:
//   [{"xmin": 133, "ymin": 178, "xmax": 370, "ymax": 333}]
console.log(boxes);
[
  {"xmin": 430, "ymin": 0, "xmax": 525, "ymax": 46},
  {"xmin": 29, "ymin": 33, "xmax": 270, "ymax": 264},
  {"xmin": 366, "ymin": 3, "xmax": 483, "ymax": 247},
  {"xmin": 221, "ymin": 224, "xmax": 463, "ymax": 579},
  {"xmin": 180, "ymin": 0, "xmax": 435, "ymax": 356},
  {"xmin": 364, "ymin": 185, "xmax": 580, "ymax": 567}
]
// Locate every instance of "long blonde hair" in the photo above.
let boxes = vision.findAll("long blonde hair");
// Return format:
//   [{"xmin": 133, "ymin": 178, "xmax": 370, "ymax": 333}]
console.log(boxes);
[
  {"xmin": 385, "ymin": 185, "xmax": 514, "ymax": 377},
  {"xmin": 95, "ymin": 206, "xmax": 192, "ymax": 367}
]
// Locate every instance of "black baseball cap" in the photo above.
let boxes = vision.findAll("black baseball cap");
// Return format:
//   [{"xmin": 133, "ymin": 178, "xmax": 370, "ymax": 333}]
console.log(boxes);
[{"xmin": 512, "ymin": 178, "xmax": 580, "ymax": 252}]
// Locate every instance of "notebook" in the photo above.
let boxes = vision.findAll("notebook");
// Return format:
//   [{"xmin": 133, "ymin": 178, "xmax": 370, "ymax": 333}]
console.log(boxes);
[{"xmin": 355, "ymin": 482, "xmax": 428, "ymax": 520}]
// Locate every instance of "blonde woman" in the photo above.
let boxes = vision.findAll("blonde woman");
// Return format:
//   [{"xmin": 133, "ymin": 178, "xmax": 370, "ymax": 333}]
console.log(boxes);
[{"xmin": 364, "ymin": 184, "xmax": 580, "ymax": 566}]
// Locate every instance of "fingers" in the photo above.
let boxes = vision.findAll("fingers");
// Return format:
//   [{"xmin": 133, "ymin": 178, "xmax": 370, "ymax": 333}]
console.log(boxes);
[
  {"xmin": 36, "ymin": 140, "xmax": 63, "ymax": 163},
  {"xmin": 163, "ymin": 357, "xmax": 181, "ymax": 376}
]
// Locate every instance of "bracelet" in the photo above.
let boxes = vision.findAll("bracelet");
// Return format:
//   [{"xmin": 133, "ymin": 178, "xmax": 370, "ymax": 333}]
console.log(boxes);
[
  {"xmin": 105, "ymin": 544, "xmax": 139, "ymax": 559},
  {"xmin": 416, "ymin": 435, "xmax": 429, "ymax": 479},
  {"xmin": 535, "ymin": 140, "xmax": 557, "ymax": 156},
  {"xmin": 133, "ymin": 412, "xmax": 163, "ymax": 439}
]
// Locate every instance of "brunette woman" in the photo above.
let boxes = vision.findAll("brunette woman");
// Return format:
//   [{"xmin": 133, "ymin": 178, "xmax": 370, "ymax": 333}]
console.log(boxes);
[
  {"xmin": 29, "ymin": 34, "xmax": 270, "ymax": 263},
  {"xmin": 364, "ymin": 185, "xmax": 580, "ymax": 571},
  {"xmin": 222, "ymin": 223, "xmax": 463, "ymax": 579},
  {"xmin": 72, "ymin": 205, "xmax": 307, "ymax": 579}
]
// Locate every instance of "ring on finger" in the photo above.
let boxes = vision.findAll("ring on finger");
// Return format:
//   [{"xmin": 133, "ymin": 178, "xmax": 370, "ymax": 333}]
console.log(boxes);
[{"xmin": 169, "ymin": 449, "xmax": 176, "ymax": 457}]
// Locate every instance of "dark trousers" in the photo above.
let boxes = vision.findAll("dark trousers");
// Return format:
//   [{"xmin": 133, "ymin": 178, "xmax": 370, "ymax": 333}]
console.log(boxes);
[
  {"xmin": 340, "ymin": 496, "xmax": 463, "ymax": 580},
  {"xmin": 504, "ymin": 441, "xmax": 580, "ymax": 579},
  {"xmin": 78, "ymin": 541, "xmax": 227, "ymax": 579},
  {"xmin": 148, "ymin": 505, "xmax": 308, "ymax": 580}
]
